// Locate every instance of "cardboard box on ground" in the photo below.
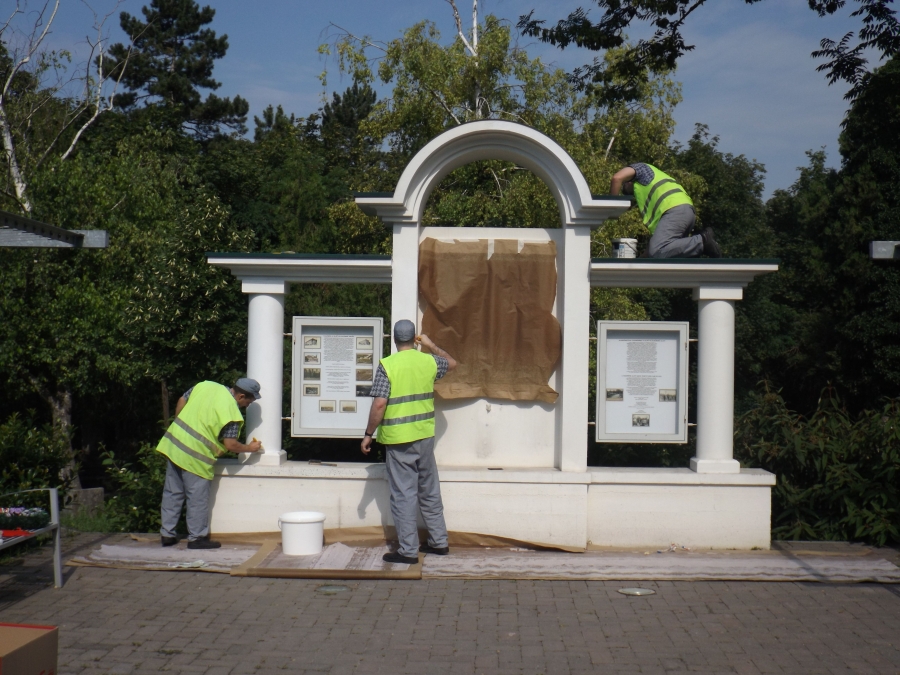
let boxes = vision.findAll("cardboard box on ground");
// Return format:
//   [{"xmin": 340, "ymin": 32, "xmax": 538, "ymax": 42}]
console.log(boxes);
[{"xmin": 0, "ymin": 623, "xmax": 58, "ymax": 675}]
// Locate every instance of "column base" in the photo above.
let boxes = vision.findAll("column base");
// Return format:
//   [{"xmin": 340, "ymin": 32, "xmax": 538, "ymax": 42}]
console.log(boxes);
[
  {"xmin": 690, "ymin": 457, "xmax": 741, "ymax": 474},
  {"xmin": 240, "ymin": 450, "xmax": 287, "ymax": 466}
]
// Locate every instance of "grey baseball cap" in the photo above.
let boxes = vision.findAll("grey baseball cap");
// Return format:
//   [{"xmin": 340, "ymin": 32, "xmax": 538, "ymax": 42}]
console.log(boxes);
[
  {"xmin": 234, "ymin": 377, "xmax": 262, "ymax": 400},
  {"xmin": 393, "ymin": 319, "xmax": 416, "ymax": 343}
]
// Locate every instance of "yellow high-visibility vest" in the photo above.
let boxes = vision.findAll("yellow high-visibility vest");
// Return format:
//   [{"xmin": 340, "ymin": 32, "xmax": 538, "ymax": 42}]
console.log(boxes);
[
  {"xmin": 377, "ymin": 350, "xmax": 437, "ymax": 445},
  {"xmin": 633, "ymin": 165, "xmax": 693, "ymax": 234},
  {"xmin": 156, "ymin": 381, "xmax": 243, "ymax": 480}
]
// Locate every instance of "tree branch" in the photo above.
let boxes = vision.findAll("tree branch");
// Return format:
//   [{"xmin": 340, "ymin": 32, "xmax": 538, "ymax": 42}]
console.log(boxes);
[{"xmin": 445, "ymin": 0, "xmax": 476, "ymax": 56}]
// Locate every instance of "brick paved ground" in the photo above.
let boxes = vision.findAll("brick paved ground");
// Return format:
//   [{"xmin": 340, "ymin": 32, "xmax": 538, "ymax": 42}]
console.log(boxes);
[{"xmin": 2, "ymin": 532, "xmax": 900, "ymax": 674}]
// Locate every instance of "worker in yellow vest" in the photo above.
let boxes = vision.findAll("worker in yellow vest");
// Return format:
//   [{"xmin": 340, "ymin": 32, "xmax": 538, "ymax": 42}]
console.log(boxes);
[
  {"xmin": 156, "ymin": 378, "xmax": 263, "ymax": 549},
  {"xmin": 610, "ymin": 163, "xmax": 722, "ymax": 258},
  {"xmin": 361, "ymin": 320, "xmax": 457, "ymax": 565}
]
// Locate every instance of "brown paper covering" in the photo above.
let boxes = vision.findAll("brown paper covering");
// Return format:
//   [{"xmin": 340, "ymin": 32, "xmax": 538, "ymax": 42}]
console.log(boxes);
[{"xmin": 418, "ymin": 238, "xmax": 561, "ymax": 403}]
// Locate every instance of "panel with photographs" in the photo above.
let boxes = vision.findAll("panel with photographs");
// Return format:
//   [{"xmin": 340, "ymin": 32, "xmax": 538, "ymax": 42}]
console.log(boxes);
[{"xmin": 291, "ymin": 316, "xmax": 384, "ymax": 438}]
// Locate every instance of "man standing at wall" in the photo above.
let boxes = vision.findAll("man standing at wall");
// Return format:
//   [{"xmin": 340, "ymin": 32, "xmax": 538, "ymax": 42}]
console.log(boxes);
[
  {"xmin": 157, "ymin": 378, "xmax": 263, "ymax": 549},
  {"xmin": 361, "ymin": 320, "xmax": 458, "ymax": 564},
  {"xmin": 610, "ymin": 162, "xmax": 722, "ymax": 258}
]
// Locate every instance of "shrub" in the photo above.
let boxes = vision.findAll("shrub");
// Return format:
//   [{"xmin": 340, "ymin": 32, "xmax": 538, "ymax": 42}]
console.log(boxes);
[
  {"xmin": 735, "ymin": 386, "xmax": 900, "ymax": 546},
  {"xmin": 102, "ymin": 443, "xmax": 170, "ymax": 533},
  {"xmin": 0, "ymin": 412, "xmax": 74, "ymax": 509}
]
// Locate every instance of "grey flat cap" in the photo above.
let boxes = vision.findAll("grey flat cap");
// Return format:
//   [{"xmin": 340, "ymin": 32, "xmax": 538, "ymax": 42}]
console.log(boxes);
[
  {"xmin": 234, "ymin": 377, "xmax": 262, "ymax": 400},
  {"xmin": 393, "ymin": 319, "xmax": 416, "ymax": 343}
]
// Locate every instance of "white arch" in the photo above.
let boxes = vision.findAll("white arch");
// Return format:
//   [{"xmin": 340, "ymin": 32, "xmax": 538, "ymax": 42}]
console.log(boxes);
[{"xmin": 356, "ymin": 121, "xmax": 628, "ymax": 228}]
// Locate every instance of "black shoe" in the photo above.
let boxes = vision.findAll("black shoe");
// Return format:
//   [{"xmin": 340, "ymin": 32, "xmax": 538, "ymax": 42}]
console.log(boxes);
[
  {"xmin": 187, "ymin": 537, "xmax": 221, "ymax": 550},
  {"xmin": 419, "ymin": 544, "xmax": 450, "ymax": 555},
  {"xmin": 383, "ymin": 552, "xmax": 418, "ymax": 565},
  {"xmin": 700, "ymin": 228, "xmax": 722, "ymax": 258},
  {"xmin": 161, "ymin": 536, "xmax": 178, "ymax": 547}
]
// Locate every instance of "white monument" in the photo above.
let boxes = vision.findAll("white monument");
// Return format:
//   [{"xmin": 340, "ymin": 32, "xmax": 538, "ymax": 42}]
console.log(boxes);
[{"xmin": 207, "ymin": 121, "xmax": 777, "ymax": 549}]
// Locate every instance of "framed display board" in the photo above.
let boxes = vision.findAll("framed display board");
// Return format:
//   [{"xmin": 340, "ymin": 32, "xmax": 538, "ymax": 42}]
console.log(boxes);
[
  {"xmin": 595, "ymin": 321, "xmax": 689, "ymax": 444},
  {"xmin": 290, "ymin": 316, "xmax": 384, "ymax": 438}
]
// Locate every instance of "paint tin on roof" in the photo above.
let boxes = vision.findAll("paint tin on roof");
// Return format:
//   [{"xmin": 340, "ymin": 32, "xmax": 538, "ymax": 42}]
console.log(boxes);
[{"xmin": 612, "ymin": 238, "xmax": 638, "ymax": 258}]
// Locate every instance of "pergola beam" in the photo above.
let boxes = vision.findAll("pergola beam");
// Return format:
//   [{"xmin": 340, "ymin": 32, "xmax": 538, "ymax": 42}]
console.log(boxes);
[{"xmin": 0, "ymin": 210, "xmax": 108, "ymax": 248}]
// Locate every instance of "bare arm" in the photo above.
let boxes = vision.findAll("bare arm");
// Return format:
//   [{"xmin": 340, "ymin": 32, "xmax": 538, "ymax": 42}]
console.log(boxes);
[
  {"xmin": 609, "ymin": 166, "xmax": 637, "ymax": 195},
  {"xmin": 223, "ymin": 438, "xmax": 262, "ymax": 454},
  {"xmin": 361, "ymin": 397, "xmax": 387, "ymax": 455},
  {"xmin": 174, "ymin": 396, "xmax": 187, "ymax": 416},
  {"xmin": 417, "ymin": 334, "xmax": 458, "ymax": 371}
]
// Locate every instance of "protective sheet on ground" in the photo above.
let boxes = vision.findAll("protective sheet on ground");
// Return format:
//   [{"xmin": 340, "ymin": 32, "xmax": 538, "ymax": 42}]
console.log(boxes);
[{"xmin": 419, "ymin": 237, "xmax": 561, "ymax": 403}]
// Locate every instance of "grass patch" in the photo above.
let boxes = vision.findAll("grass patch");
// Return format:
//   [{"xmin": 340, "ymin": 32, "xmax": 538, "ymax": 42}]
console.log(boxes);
[{"xmin": 60, "ymin": 503, "xmax": 119, "ymax": 533}]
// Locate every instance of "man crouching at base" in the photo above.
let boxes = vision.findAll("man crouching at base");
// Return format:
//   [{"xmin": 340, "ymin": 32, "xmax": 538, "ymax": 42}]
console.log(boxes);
[
  {"xmin": 361, "ymin": 319, "xmax": 458, "ymax": 564},
  {"xmin": 156, "ymin": 378, "xmax": 263, "ymax": 549}
]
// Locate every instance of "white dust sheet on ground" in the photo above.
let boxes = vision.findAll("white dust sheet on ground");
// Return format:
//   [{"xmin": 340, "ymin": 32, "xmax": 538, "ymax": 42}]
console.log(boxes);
[
  {"xmin": 68, "ymin": 541, "xmax": 258, "ymax": 573},
  {"xmin": 258, "ymin": 542, "xmax": 408, "ymax": 571},
  {"xmin": 421, "ymin": 548, "xmax": 900, "ymax": 582}
]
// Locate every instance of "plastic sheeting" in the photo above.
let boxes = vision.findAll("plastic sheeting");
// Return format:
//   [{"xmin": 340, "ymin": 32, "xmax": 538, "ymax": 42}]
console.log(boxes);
[{"xmin": 418, "ymin": 237, "xmax": 561, "ymax": 403}]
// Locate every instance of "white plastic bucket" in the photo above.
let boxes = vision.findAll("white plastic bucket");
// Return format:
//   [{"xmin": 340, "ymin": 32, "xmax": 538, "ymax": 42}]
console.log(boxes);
[
  {"xmin": 612, "ymin": 238, "xmax": 638, "ymax": 258},
  {"xmin": 277, "ymin": 511, "xmax": 326, "ymax": 556}
]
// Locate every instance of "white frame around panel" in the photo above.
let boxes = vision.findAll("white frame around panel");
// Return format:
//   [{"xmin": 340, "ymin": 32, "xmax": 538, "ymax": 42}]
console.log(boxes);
[
  {"xmin": 595, "ymin": 321, "xmax": 689, "ymax": 444},
  {"xmin": 290, "ymin": 316, "xmax": 384, "ymax": 438}
]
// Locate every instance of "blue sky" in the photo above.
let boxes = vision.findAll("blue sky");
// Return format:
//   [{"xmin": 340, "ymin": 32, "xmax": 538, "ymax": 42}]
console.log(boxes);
[{"xmin": 41, "ymin": 0, "xmax": 876, "ymax": 198}]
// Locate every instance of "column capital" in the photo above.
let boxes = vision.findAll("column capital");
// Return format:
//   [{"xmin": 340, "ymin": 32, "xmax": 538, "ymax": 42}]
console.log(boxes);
[
  {"xmin": 692, "ymin": 284, "xmax": 743, "ymax": 301},
  {"xmin": 241, "ymin": 277, "xmax": 287, "ymax": 295}
]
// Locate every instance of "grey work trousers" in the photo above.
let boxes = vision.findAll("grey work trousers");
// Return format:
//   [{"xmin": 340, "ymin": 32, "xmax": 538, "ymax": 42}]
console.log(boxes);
[
  {"xmin": 160, "ymin": 459, "xmax": 211, "ymax": 541},
  {"xmin": 384, "ymin": 436, "xmax": 449, "ymax": 558},
  {"xmin": 647, "ymin": 205, "xmax": 704, "ymax": 258}
]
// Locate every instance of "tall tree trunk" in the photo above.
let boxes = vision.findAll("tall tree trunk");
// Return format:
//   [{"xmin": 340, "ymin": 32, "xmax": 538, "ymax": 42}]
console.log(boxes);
[
  {"xmin": 48, "ymin": 387, "xmax": 82, "ymax": 491},
  {"xmin": 161, "ymin": 379, "xmax": 170, "ymax": 428}
]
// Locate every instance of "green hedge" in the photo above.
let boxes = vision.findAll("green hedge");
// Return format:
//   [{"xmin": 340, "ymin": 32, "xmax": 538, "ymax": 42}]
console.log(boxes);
[
  {"xmin": 101, "ymin": 443, "xmax": 170, "ymax": 533},
  {"xmin": 0, "ymin": 413, "xmax": 74, "ymax": 509},
  {"xmin": 736, "ymin": 387, "xmax": 900, "ymax": 546}
]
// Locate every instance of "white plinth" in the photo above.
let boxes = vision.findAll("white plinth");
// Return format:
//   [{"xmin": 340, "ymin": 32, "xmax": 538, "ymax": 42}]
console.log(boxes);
[{"xmin": 210, "ymin": 461, "xmax": 774, "ymax": 550}]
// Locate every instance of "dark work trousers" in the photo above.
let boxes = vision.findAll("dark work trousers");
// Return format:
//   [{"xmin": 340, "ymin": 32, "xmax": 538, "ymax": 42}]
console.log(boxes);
[
  {"xmin": 384, "ymin": 436, "xmax": 449, "ymax": 558},
  {"xmin": 160, "ymin": 459, "xmax": 211, "ymax": 541},
  {"xmin": 647, "ymin": 205, "xmax": 703, "ymax": 258}
]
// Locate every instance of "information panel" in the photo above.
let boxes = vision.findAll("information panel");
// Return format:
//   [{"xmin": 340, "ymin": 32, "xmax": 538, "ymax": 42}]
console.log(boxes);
[
  {"xmin": 290, "ymin": 316, "xmax": 383, "ymax": 438},
  {"xmin": 595, "ymin": 321, "xmax": 688, "ymax": 443}
]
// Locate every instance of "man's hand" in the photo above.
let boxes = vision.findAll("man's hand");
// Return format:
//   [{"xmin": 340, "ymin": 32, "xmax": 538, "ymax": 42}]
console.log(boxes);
[
  {"xmin": 416, "ymin": 334, "xmax": 436, "ymax": 350},
  {"xmin": 361, "ymin": 435, "xmax": 373, "ymax": 455},
  {"xmin": 223, "ymin": 438, "xmax": 263, "ymax": 454}
]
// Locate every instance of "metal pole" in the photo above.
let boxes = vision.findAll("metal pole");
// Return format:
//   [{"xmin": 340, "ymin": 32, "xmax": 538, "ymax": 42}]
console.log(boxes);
[{"xmin": 49, "ymin": 487, "xmax": 62, "ymax": 588}]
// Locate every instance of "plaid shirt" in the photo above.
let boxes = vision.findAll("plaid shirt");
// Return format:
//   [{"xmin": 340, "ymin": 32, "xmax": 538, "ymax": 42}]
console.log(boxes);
[
  {"xmin": 629, "ymin": 162, "xmax": 655, "ymax": 186},
  {"xmin": 182, "ymin": 386, "xmax": 242, "ymax": 440},
  {"xmin": 369, "ymin": 355, "xmax": 449, "ymax": 399}
]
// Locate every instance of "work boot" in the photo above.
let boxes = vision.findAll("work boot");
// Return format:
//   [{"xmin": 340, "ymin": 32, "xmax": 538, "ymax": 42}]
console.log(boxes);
[
  {"xmin": 161, "ymin": 536, "xmax": 178, "ymax": 547},
  {"xmin": 419, "ymin": 544, "xmax": 450, "ymax": 555},
  {"xmin": 187, "ymin": 537, "xmax": 221, "ymax": 550},
  {"xmin": 383, "ymin": 551, "xmax": 418, "ymax": 565},
  {"xmin": 700, "ymin": 228, "xmax": 722, "ymax": 258}
]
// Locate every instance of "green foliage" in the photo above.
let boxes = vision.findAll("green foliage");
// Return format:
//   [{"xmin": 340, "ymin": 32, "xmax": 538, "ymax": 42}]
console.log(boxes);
[
  {"xmin": 736, "ymin": 387, "xmax": 900, "ymax": 546},
  {"xmin": 101, "ymin": 444, "xmax": 169, "ymax": 533},
  {"xmin": 0, "ymin": 413, "xmax": 74, "ymax": 509},
  {"xmin": 60, "ymin": 504, "xmax": 120, "ymax": 533}
]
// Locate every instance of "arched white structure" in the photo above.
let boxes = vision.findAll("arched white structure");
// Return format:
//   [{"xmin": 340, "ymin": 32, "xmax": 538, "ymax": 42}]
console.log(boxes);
[
  {"xmin": 356, "ymin": 121, "xmax": 629, "ymax": 228},
  {"xmin": 357, "ymin": 122, "xmax": 630, "ymax": 474},
  {"xmin": 206, "ymin": 120, "xmax": 779, "ymax": 550}
]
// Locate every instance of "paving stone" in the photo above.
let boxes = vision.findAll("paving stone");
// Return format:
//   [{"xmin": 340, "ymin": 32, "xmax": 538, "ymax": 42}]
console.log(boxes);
[{"xmin": 1, "ymin": 533, "xmax": 900, "ymax": 674}]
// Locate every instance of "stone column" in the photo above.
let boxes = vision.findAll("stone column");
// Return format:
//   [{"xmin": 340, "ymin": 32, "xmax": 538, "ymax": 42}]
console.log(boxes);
[
  {"xmin": 557, "ymin": 225, "xmax": 591, "ymax": 472},
  {"xmin": 391, "ymin": 223, "xmax": 420, "ymax": 352},
  {"xmin": 691, "ymin": 284, "xmax": 742, "ymax": 474},
  {"xmin": 243, "ymin": 278, "xmax": 287, "ymax": 465}
]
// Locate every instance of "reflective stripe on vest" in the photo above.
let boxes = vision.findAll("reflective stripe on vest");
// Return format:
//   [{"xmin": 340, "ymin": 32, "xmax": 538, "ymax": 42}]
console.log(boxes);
[
  {"xmin": 633, "ymin": 165, "xmax": 693, "ymax": 234},
  {"xmin": 155, "ymin": 381, "xmax": 244, "ymax": 480},
  {"xmin": 377, "ymin": 350, "xmax": 438, "ymax": 445}
]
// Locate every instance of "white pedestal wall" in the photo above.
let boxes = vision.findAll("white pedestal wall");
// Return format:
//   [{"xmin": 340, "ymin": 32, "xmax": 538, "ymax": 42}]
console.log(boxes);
[{"xmin": 210, "ymin": 462, "xmax": 774, "ymax": 549}]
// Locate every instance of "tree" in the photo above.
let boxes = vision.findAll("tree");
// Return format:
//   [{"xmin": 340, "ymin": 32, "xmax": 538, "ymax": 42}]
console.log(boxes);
[
  {"xmin": 1, "ymin": 0, "xmax": 132, "ymax": 214},
  {"xmin": 105, "ymin": 0, "xmax": 248, "ymax": 138},
  {"xmin": 517, "ymin": 0, "xmax": 900, "ymax": 103}
]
